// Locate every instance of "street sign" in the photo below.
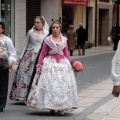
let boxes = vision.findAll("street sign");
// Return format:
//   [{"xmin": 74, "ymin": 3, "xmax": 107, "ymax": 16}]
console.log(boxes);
[{"xmin": 61, "ymin": 0, "xmax": 88, "ymax": 6}]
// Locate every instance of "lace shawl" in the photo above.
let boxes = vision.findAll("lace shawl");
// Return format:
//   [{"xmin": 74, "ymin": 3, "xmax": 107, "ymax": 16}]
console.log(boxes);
[{"xmin": 44, "ymin": 34, "xmax": 67, "ymax": 55}]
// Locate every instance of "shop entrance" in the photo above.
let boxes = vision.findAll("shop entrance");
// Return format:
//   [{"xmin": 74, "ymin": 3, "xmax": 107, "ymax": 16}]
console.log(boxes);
[
  {"xmin": 99, "ymin": 9, "xmax": 109, "ymax": 45},
  {"xmin": 62, "ymin": 5, "xmax": 73, "ymax": 35}
]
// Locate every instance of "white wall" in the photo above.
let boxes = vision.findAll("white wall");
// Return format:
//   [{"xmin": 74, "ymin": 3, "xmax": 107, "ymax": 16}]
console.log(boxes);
[
  {"xmin": 15, "ymin": 0, "xmax": 60, "ymax": 54},
  {"xmin": 15, "ymin": 0, "xmax": 26, "ymax": 53},
  {"xmin": 41, "ymin": 0, "xmax": 60, "ymax": 26}
]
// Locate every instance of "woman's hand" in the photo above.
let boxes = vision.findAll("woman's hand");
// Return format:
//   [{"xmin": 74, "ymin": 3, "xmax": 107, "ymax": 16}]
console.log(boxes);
[
  {"xmin": 70, "ymin": 60, "xmax": 74, "ymax": 64},
  {"xmin": 36, "ymin": 68, "xmax": 41, "ymax": 74},
  {"xmin": 8, "ymin": 62, "xmax": 13, "ymax": 69},
  {"xmin": 112, "ymin": 86, "xmax": 120, "ymax": 97},
  {"xmin": 18, "ymin": 58, "xmax": 22, "ymax": 63}
]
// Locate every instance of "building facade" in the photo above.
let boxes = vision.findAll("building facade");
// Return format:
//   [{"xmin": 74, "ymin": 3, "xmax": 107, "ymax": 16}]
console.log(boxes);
[
  {"xmin": 0, "ymin": 0, "xmax": 14, "ymax": 42},
  {"xmin": 0, "ymin": 0, "xmax": 61, "ymax": 53},
  {"xmin": 97, "ymin": 0, "xmax": 112, "ymax": 45},
  {"xmin": 0, "ymin": 0, "xmax": 118, "ymax": 54}
]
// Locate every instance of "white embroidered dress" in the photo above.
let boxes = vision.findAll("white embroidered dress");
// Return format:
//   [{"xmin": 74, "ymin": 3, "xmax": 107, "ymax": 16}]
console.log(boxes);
[{"xmin": 32, "ymin": 35, "xmax": 78, "ymax": 110}]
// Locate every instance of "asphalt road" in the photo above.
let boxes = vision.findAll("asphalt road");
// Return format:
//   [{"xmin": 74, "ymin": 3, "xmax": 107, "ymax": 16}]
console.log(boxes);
[
  {"xmin": 75, "ymin": 52, "xmax": 114, "ymax": 91},
  {"xmin": 0, "ymin": 52, "xmax": 115, "ymax": 120}
]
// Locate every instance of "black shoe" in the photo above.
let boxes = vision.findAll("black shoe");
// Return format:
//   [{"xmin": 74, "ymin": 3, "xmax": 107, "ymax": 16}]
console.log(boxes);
[
  {"xmin": 58, "ymin": 111, "xmax": 64, "ymax": 116},
  {"xmin": 50, "ymin": 110, "xmax": 55, "ymax": 115},
  {"xmin": 0, "ymin": 108, "xmax": 3, "ymax": 112}
]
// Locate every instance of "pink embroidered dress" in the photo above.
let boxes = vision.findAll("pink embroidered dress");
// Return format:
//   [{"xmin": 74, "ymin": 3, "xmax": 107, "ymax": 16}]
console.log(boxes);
[{"xmin": 27, "ymin": 34, "xmax": 78, "ymax": 111}]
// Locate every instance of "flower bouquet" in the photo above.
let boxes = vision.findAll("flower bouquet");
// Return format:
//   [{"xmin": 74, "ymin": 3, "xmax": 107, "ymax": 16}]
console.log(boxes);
[
  {"xmin": 0, "ymin": 55, "xmax": 8, "ymax": 69},
  {"xmin": 71, "ymin": 61, "xmax": 83, "ymax": 77}
]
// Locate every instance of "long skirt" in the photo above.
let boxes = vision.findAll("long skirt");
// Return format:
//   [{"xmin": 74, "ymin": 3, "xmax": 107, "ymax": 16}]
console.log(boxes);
[
  {"xmin": 9, "ymin": 50, "xmax": 38, "ymax": 101},
  {"xmin": 0, "ymin": 67, "xmax": 9, "ymax": 108},
  {"xmin": 27, "ymin": 57, "xmax": 78, "ymax": 111},
  {"xmin": 27, "ymin": 73, "xmax": 40, "ymax": 107}
]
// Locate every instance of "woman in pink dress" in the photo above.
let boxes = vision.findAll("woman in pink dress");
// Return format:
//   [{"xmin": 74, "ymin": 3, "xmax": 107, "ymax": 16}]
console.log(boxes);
[{"xmin": 27, "ymin": 20, "xmax": 78, "ymax": 116}]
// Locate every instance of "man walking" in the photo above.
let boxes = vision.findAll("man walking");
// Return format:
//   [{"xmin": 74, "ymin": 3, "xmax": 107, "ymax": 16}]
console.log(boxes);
[{"xmin": 76, "ymin": 23, "xmax": 87, "ymax": 56}]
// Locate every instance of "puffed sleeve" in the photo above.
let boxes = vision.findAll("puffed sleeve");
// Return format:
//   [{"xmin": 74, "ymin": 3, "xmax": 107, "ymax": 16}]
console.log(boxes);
[
  {"xmin": 20, "ymin": 30, "xmax": 30, "ymax": 59},
  {"xmin": 63, "ymin": 43, "xmax": 71, "ymax": 62},
  {"xmin": 111, "ymin": 41, "xmax": 120, "ymax": 86},
  {"xmin": 36, "ymin": 42, "xmax": 48, "ymax": 68},
  {"xmin": 6, "ymin": 37, "xmax": 17, "ymax": 63},
  {"xmin": 43, "ymin": 29, "xmax": 49, "ymax": 37}
]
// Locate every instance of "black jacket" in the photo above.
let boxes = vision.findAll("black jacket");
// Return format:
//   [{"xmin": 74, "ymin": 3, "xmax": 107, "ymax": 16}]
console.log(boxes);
[{"xmin": 76, "ymin": 27, "xmax": 87, "ymax": 44}]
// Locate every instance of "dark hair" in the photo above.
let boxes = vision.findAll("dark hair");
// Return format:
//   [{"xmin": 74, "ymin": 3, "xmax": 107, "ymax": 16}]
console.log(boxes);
[
  {"xmin": 48, "ymin": 25, "xmax": 52, "ymax": 36},
  {"xmin": 34, "ymin": 16, "xmax": 45, "ymax": 26},
  {"xmin": 0, "ymin": 22, "xmax": 5, "ymax": 33}
]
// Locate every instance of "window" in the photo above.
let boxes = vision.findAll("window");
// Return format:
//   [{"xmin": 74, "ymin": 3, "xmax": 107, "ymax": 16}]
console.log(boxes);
[
  {"xmin": 1, "ymin": 0, "xmax": 11, "ymax": 37},
  {"xmin": 26, "ymin": 0, "xmax": 41, "ymax": 33}
]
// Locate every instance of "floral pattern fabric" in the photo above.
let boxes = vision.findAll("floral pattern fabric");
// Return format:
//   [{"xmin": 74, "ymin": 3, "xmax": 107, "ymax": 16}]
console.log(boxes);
[
  {"xmin": 0, "ymin": 37, "xmax": 9, "ymax": 69},
  {"xmin": 9, "ymin": 50, "xmax": 38, "ymax": 101},
  {"xmin": 27, "ymin": 57, "xmax": 78, "ymax": 110},
  {"xmin": 27, "ymin": 73, "xmax": 40, "ymax": 107},
  {"xmin": 9, "ymin": 29, "xmax": 48, "ymax": 101}
]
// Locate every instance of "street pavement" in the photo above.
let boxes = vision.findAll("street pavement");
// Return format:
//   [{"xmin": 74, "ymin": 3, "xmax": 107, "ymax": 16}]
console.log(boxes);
[
  {"xmin": 71, "ymin": 45, "xmax": 120, "ymax": 120},
  {"xmin": 9, "ymin": 44, "xmax": 120, "ymax": 120}
]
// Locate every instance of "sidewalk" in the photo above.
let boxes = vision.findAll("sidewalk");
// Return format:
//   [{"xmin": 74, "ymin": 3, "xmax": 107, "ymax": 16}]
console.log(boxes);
[
  {"xmin": 71, "ymin": 44, "xmax": 114, "ymax": 60},
  {"xmin": 69, "ymin": 78, "xmax": 113, "ymax": 116},
  {"xmin": 68, "ymin": 77, "xmax": 119, "ymax": 120}
]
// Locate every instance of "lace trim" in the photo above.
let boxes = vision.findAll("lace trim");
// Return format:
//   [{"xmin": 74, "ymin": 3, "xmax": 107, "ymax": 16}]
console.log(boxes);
[
  {"xmin": 44, "ymin": 35, "xmax": 67, "ymax": 55},
  {"xmin": 36, "ymin": 64, "xmax": 42, "ymax": 68}
]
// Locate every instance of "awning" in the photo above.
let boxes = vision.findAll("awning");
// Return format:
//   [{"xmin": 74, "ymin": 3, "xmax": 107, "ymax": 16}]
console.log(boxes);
[{"xmin": 61, "ymin": 0, "xmax": 88, "ymax": 6}]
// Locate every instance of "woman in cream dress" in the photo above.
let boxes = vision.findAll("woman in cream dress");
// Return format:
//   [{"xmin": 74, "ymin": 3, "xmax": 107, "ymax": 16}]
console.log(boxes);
[{"xmin": 9, "ymin": 16, "xmax": 49, "ymax": 101}]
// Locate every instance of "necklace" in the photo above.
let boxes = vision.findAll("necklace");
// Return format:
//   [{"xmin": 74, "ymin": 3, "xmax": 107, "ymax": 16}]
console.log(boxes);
[{"xmin": 35, "ymin": 28, "xmax": 43, "ymax": 31}]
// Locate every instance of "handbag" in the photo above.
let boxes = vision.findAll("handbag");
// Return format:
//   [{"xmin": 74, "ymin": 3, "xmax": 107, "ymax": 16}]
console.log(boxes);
[{"xmin": 108, "ymin": 36, "xmax": 111, "ymax": 42}]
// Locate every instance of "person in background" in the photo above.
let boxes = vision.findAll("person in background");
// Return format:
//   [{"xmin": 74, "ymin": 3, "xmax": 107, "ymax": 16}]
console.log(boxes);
[
  {"xmin": 27, "ymin": 20, "xmax": 78, "ymax": 116},
  {"xmin": 9, "ymin": 16, "xmax": 49, "ymax": 102},
  {"xmin": 111, "ymin": 41, "xmax": 120, "ymax": 97},
  {"xmin": 110, "ymin": 24, "xmax": 117, "ymax": 51},
  {"xmin": 0, "ymin": 22, "xmax": 17, "ymax": 112},
  {"xmin": 76, "ymin": 23, "xmax": 87, "ymax": 56},
  {"xmin": 67, "ymin": 25, "xmax": 76, "ymax": 56}
]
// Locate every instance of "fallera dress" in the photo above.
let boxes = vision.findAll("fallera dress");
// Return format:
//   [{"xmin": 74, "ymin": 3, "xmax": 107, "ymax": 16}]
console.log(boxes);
[
  {"xmin": 9, "ymin": 29, "xmax": 48, "ymax": 101},
  {"xmin": 27, "ymin": 34, "xmax": 78, "ymax": 111}
]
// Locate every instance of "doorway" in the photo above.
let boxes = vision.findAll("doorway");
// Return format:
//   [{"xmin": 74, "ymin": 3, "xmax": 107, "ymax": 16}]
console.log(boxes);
[
  {"xmin": 99, "ymin": 9, "xmax": 109, "ymax": 45},
  {"xmin": 62, "ymin": 5, "xmax": 73, "ymax": 34},
  {"xmin": 86, "ymin": 7, "xmax": 93, "ymax": 42}
]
